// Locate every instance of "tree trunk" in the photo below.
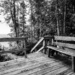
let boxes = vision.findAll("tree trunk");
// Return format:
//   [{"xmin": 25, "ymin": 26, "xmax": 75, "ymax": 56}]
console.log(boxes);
[
  {"xmin": 13, "ymin": 0, "xmax": 19, "ymax": 37},
  {"xmin": 63, "ymin": 0, "xmax": 66, "ymax": 35},
  {"xmin": 56, "ymin": 0, "xmax": 59, "ymax": 35}
]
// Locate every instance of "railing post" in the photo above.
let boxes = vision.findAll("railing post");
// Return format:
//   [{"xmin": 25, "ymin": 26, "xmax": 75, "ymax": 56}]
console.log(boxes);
[
  {"xmin": 47, "ymin": 36, "xmax": 54, "ymax": 57},
  {"xmin": 44, "ymin": 39, "xmax": 47, "ymax": 54},
  {"xmin": 48, "ymin": 39, "xmax": 51, "ymax": 57},
  {"xmin": 24, "ymin": 39, "xmax": 27, "ymax": 58},
  {"xmin": 72, "ymin": 56, "xmax": 75, "ymax": 72},
  {"xmin": 42, "ymin": 40, "xmax": 45, "ymax": 53}
]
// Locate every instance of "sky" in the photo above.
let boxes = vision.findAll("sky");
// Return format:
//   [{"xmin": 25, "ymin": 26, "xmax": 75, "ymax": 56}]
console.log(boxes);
[{"xmin": 0, "ymin": 14, "xmax": 11, "ymax": 34}]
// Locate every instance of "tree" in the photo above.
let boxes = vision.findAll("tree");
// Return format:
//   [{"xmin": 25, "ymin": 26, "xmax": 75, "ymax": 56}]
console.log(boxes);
[
  {"xmin": 0, "ymin": 0, "xmax": 28, "ymax": 38},
  {"xmin": 29, "ymin": 0, "xmax": 56, "ymax": 39}
]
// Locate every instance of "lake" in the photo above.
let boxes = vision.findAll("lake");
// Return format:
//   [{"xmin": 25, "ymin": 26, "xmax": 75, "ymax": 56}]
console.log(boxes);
[{"xmin": 0, "ymin": 34, "xmax": 10, "ymax": 48}]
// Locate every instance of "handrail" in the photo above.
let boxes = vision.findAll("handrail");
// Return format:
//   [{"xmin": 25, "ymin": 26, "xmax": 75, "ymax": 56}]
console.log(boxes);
[
  {"xmin": 31, "ymin": 37, "xmax": 44, "ymax": 52},
  {"xmin": 0, "ymin": 50, "xmax": 18, "ymax": 54},
  {"xmin": 31, "ymin": 35, "xmax": 53, "ymax": 53},
  {"xmin": 36, "ymin": 46, "xmax": 44, "ymax": 53},
  {"xmin": 0, "ymin": 37, "xmax": 27, "ymax": 42}
]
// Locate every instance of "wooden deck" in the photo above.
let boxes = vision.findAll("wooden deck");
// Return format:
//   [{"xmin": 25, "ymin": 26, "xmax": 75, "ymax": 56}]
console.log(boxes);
[{"xmin": 0, "ymin": 52, "xmax": 75, "ymax": 75}]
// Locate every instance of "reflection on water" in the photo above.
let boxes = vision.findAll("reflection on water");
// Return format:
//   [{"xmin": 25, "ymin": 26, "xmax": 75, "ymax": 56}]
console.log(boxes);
[
  {"xmin": 0, "ymin": 34, "xmax": 10, "ymax": 48},
  {"xmin": 0, "ymin": 42, "xmax": 9, "ymax": 47}
]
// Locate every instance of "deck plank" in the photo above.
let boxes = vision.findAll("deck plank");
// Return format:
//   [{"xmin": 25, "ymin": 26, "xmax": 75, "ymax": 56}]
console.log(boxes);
[
  {"xmin": 0, "ymin": 52, "xmax": 75, "ymax": 75},
  {"xmin": 1, "ymin": 61, "xmax": 51, "ymax": 75},
  {"xmin": 67, "ymin": 72, "xmax": 74, "ymax": 75},
  {"xmin": 62, "ymin": 69, "xmax": 73, "ymax": 75},
  {"xmin": 2, "ymin": 57, "xmax": 57, "ymax": 75},
  {"xmin": 0, "ymin": 57, "xmax": 56, "ymax": 75},
  {"xmin": 30, "ymin": 63, "xmax": 65, "ymax": 75},
  {"xmin": 0, "ymin": 52, "xmax": 58, "ymax": 73},
  {"xmin": 46, "ymin": 66, "xmax": 69, "ymax": 75},
  {"xmin": 16, "ymin": 61, "xmax": 63, "ymax": 75},
  {"xmin": 0, "ymin": 56, "xmax": 55, "ymax": 73}
]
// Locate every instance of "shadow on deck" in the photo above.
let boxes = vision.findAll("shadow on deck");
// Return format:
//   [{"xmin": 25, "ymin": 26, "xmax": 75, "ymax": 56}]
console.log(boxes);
[{"xmin": 0, "ymin": 52, "xmax": 75, "ymax": 75}]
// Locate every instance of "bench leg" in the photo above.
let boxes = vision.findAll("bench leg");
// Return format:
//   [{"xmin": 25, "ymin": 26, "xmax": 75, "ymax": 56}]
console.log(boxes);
[
  {"xmin": 44, "ymin": 48, "xmax": 47, "ymax": 54},
  {"xmin": 51, "ymin": 50, "xmax": 55, "ymax": 56},
  {"xmin": 55, "ymin": 51, "xmax": 59, "ymax": 56},
  {"xmin": 48, "ymin": 49, "xmax": 55, "ymax": 57},
  {"xmin": 48, "ymin": 49, "xmax": 51, "ymax": 57},
  {"xmin": 72, "ymin": 57, "xmax": 75, "ymax": 72}
]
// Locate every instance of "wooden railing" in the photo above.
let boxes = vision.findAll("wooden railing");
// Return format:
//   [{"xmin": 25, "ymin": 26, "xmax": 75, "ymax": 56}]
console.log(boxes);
[
  {"xmin": 31, "ymin": 36, "xmax": 52, "ymax": 53},
  {"xmin": 31, "ymin": 37, "xmax": 44, "ymax": 52},
  {"xmin": 0, "ymin": 37, "xmax": 27, "ymax": 58}
]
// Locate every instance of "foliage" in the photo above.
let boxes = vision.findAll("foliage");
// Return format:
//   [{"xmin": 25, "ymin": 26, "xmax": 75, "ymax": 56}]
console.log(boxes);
[
  {"xmin": 30, "ymin": 0, "xmax": 75, "ymax": 36},
  {"xmin": 30, "ymin": 0, "xmax": 56, "ymax": 39},
  {"xmin": 0, "ymin": 0, "xmax": 28, "ymax": 38},
  {"xmin": 1, "ymin": 0, "xmax": 75, "ymax": 37}
]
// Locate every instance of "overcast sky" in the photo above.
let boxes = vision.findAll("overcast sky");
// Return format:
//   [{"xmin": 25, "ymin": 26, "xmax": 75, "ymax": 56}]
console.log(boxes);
[{"xmin": 0, "ymin": 13, "xmax": 11, "ymax": 34}]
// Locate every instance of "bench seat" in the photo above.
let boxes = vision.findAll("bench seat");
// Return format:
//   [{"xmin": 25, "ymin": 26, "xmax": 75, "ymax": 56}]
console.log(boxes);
[{"xmin": 47, "ymin": 46, "xmax": 75, "ymax": 57}]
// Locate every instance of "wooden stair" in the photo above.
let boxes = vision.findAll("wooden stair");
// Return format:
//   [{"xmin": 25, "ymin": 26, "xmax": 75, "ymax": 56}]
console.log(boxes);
[{"xmin": 0, "ymin": 52, "xmax": 75, "ymax": 75}]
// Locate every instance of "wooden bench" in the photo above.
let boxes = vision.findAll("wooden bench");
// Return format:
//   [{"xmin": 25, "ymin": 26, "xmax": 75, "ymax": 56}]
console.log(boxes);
[{"xmin": 45, "ymin": 36, "xmax": 75, "ymax": 72}]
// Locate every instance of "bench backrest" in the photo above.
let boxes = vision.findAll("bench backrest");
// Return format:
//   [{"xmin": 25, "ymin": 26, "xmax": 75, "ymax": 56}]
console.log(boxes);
[{"xmin": 53, "ymin": 36, "xmax": 75, "ymax": 49}]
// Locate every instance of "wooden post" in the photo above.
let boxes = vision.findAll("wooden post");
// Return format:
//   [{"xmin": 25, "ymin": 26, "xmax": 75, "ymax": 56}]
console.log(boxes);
[
  {"xmin": 56, "ymin": 0, "xmax": 60, "ymax": 35},
  {"xmin": 48, "ymin": 39, "xmax": 54, "ymax": 57},
  {"xmin": 48, "ymin": 39, "xmax": 51, "ymax": 57},
  {"xmin": 44, "ymin": 39, "xmax": 47, "ymax": 54},
  {"xmin": 42, "ymin": 40, "xmax": 45, "ymax": 53},
  {"xmin": 72, "ymin": 57, "xmax": 75, "ymax": 72},
  {"xmin": 24, "ymin": 39, "xmax": 27, "ymax": 58},
  {"xmin": 63, "ymin": 0, "xmax": 66, "ymax": 35}
]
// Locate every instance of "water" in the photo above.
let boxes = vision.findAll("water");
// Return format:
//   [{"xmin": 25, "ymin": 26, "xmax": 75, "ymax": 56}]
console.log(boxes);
[{"xmin": 0, "ymin": 34, "xmax": 10, "ymax": 48}]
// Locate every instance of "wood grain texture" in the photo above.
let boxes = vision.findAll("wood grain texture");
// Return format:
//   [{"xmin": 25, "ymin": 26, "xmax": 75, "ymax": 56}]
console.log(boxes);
[
  {"xmin": 0, "ymin": 52, "xmax": 74, "ymax": 75},
  {"xmin": 0, "ymin": 37, "xmax": 27, "ymax": 42},
  {"xmin": 31, "ymin": 37, "xmax": 44, "ymax": 52},
  {"xmin": 54, "ymin": 36, "xmax": 75, "ymax": 41},
  {"xmin": 47, "ymin": 46, "xmax": 75, "ymax": 56},
  {"xmin": 53, "ymin": 42, "xmax": 75, "ymax": 49}
]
